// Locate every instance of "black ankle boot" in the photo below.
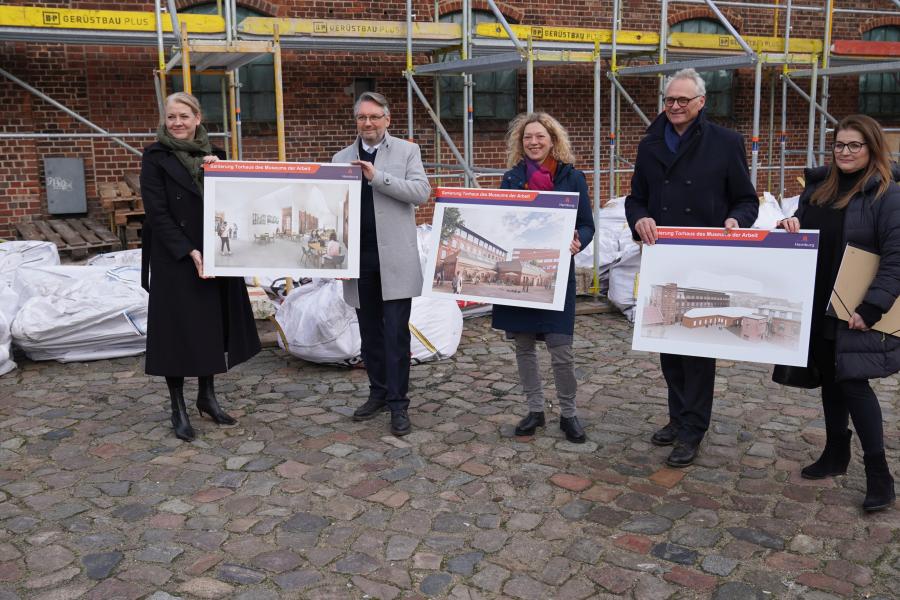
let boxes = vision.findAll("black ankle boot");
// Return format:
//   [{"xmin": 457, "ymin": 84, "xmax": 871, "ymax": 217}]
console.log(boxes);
[
  {"xmin": 863, "ymin": 451, "xmax": 896, "ymax": 512},
  {"xmin": 197, "ymin": 375, "xmax": 237, "ymax": 425},
  {"xmin": 167, "ymin": 377, "xmax": 195, "ymax": 442},
  {"xmin": 515, "ymin": 412, "xmax": 545, "ymax": 436},
  {"xmin": 560, "ymin": 415, "xmax": 586, "ymax": 444},
  {"xmin": 801, "ymin": 429, "xmax": 852, "ymax": 479}
]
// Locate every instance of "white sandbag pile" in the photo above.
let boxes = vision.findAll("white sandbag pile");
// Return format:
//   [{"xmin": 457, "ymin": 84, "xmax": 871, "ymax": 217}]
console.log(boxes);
[
  {"xmin": 275, "ymin": 279, "xmax": 361, "ymax": 366},
  {"xmin": 409, "ymin": 295, "xmax": 463, "ymax": 363},
  {"xmin": 276, "ymin": 225, "xmax": 464, "ymax": 366},
  {"xmin": 575, "ymin": 196, "xmax": 642, "ymax": 319},
  {"xmin": 0, "ymin": 241, "xmax": 61, "ymax": 375},
  {"xmin": 11, "ymin": 265, "xmax": 148, "ymax": 363},
  {"xmin": 87, "ymin": 248, "xmax": 143, "ymax": 267},
  {"xmin": 753, "ymin": 192, "xmax": 789, "ymax": 230}
]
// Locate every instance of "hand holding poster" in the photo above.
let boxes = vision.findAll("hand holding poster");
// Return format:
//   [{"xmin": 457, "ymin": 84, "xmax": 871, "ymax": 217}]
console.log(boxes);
[
  {"xmin": 422, "ymin": 187, "xmax": 579, "ymax": 311},
  {"xmin": 632, "ymin": 227, "xmax": 819, "ymax": 366},
  {"xmin": 202, "ymin": 161, "xmax": 361, "ymax": 278}
]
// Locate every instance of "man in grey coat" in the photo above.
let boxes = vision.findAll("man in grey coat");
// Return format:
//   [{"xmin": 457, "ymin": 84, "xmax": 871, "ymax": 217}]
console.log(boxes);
[{"xmin": 333, "ymin": 92, "xmax": 431, "ymax": 436}]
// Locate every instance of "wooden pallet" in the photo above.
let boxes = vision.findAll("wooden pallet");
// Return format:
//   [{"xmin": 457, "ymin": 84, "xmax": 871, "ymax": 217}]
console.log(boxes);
[{"xmin": 16, "ymin": 217, "xmax": 119, "ymax": 258}]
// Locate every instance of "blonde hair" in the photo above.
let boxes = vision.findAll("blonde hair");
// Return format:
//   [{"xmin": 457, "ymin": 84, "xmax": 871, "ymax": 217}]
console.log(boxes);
[
  {"xmin": 163, "ymin": 92, "xmax": 202, "ymax": 124},
  {"xmin": 505, "ymin": 112, "xmax": 576, "ymax": 168}
]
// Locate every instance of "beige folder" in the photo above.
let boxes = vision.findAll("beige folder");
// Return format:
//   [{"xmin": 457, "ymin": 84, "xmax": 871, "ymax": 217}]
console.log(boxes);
[{"xmin": 829, "ymin": 245, "xmax": 900, "ymax": 337}]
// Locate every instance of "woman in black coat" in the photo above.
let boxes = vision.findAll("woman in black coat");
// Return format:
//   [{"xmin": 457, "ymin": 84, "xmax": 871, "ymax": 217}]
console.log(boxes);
[
  {"xmin": 493, "ymin": 112, "xmax": 595, "ymax": 443},
  {"xmin": 141, "ymin": 92, "xmax": 260, "ymax": 442},
  {"xmin": 780, "ymin": 114, "xmax": 900, "ymax": 511}
]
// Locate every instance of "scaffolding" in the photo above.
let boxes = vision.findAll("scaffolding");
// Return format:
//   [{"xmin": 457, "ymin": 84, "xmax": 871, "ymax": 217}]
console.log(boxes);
[{"xmin": 1, "ymin": 1, "xmax": 899, "ymax": 284}]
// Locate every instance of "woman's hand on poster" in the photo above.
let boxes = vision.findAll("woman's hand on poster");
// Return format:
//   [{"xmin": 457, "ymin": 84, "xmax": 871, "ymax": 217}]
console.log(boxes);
[
  {"xmin": 202, "ymin": 155, "xmax": 219, "ymax": 164},
  {"xmin": 190, "ymin": 249, "xmax": 214, "ymax": 279},
  {"xmin": 634, "ymin": 217, "xmax": 658, "ymax": 245},
  {"xmin": 351, "ymin": 160, "xmax": 376, "ymax": 181},
  {"xmin": 778, "ymin": 216, "xmax": 801, "ymax": 233},
  {"xmin": 569, "ymin": 231, "xmax": 581, "ymax": 255},
  {"xmin": 848, "ymin": 312, "xmax": 870, "ymax": 331},
  {"xmin": 724, "ymin": 217, "xmax": 739, "ymax": 231}
]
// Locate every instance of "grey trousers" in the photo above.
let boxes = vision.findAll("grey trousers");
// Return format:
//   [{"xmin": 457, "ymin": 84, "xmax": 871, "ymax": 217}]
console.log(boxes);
[{"xmin": 513, "ymin": 333, "xmax": 578, "ymax": 418}]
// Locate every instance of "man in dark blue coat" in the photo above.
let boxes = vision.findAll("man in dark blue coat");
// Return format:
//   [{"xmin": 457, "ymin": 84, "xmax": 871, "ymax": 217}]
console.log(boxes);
[{"xmin": 625, "ymin": 68, "xmax": 759, "ymax": 467}]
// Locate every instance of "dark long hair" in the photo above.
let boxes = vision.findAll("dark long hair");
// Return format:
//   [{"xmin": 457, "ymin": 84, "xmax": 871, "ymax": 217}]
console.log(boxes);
[{"xmin": 811, "ymin": 114, "xmax": 893, "ymax": 209}]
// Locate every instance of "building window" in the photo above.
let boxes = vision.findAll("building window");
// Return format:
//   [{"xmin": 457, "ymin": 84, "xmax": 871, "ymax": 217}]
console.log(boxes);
[
  {"xmin": 859, "ymin": 26, "xmax": 900, "ymax": 117},
  {"xmin": 173, "ymin": 4, "xmax": 275, "ymax": 123},
  {"xmin": 669, "ymin": 19, "xmax": 734, "ymax": 118},
  {"xmin": 439, "ymin": 11, "xmax": 518, "ymax": 121}
]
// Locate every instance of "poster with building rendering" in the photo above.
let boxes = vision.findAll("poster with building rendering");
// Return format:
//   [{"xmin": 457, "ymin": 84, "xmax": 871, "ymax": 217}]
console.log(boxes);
[
  {"xmin": 422, "ymin": 187, "xmax": 580, "ymax": 311},
  {"xmin": 202, "ymin": 161, "xmax": 361, "ymax": 278},
  {"xmin": 632, "ymin": 227, "xmax": 819, "ymax": 366}
]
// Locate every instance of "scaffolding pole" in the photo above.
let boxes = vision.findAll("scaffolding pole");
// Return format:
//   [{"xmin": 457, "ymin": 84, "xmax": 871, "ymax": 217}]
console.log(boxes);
[
  {"xmin": 778, "ymin": 0, "xmax": 793, "ymax": 200},
  {"xmin": 462, "ymin": 0, "xmax": 471, "ymax": 187},
  {"xmin": 273, "ymin": 25, "xmax": 286, "ymax": 161},
  {"xmin": 805, "ymin": 60, "xmax": 818, "ymax": 167},
  {"xmin": 154, "ymin": 0, "xmax": 167, "ymax": 109},
  {"xmin": 592, "ymin": 52, "xmax": 602, "ymax": 296},
  {"xmin": 750, "ymin": 59, "xmax": 762, "ymax": 187},
  {"xmin": 0, "ymin": 67, "xmax": 143, "ymax": 157},
  {"xmin": 608, "ymin": 74, "xmax": 651, "ymax": 127},
  {"xmin": 406, "ymin": 74, "xmax": 479, "ymax": 186},
  {"xmin": 781, "ymin": 75, "xmax": 838, "ymax": 125},
  {"xmin": 406, "ymin": 0, "xmax": 414, "ymax": 141},
  {"xmin": 817, "ymin": 0, "xmax": 834, "ymax": 166},
  {"xmin": 609, "ymin": 0, "xmax": 620, "ymax": 203}
]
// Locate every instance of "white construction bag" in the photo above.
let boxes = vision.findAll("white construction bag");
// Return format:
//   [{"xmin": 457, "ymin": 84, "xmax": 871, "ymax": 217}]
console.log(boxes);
[
  {"xmin": 753, "ymin": 192, "xmax": 788, "ymax": 230},
  {"xmin": 275, "ymin": 279, "xmax": 362, "ymax": 366},
  {"xmin": 87, "ymin": 248, "xmax": 143, "ymax": 267},
  {"xmin": 0, "ymin": 241, "xmax": 60, "ymax": 287},
  {"xmin": 608, "ymin": 241, "xmax": 641, "ymax": 322},
  {"xmin": 409, "ymin": 296, "xmax": 463, "ymax": 364},
  {"xmin": 11, "ymin": 266, "xmax": 148, "ymax": 362}
]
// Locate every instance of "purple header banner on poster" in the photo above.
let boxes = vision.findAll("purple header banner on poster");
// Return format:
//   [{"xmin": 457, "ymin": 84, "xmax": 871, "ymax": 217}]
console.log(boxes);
[
  {"xmin": 204, "ymin": 161, "xmax": 361, "ymax": 182},
  {"xmin": 435, "ymin": 187, "xmax": 578, "ymax": 209},
  {"xmin": 655, "ymin": 227, "xmax": 819, "ymax": 250}
]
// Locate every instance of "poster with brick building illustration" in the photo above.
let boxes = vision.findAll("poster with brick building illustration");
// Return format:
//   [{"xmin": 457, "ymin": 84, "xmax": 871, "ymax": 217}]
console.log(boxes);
[
  {"xmin": 422, "ymin": 187, "xmax": 579, "ymax": 311},
  {"xmin": 632, "ymin": 227, "xmax": 819, "ymax": 366}
]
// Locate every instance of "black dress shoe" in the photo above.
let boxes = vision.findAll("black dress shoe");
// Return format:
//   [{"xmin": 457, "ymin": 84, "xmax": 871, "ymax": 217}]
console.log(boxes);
[
  {"xmin": 666, "ymin": 440, "xmax": 699, "ymax": 468},
  {"xmin": 390, "ymin": 410, "xmax": 411, "ymax": 437},
  {"xmin": 651, "ymin": 422, "xmax": 678, "ymax": 446},
  {"xmin": 196, "ymin": 375, "xmax": 237, "ymax": 426},
  {"xmin": 353, "ymin": 397, "xmax": 388, "ymax": 422},
  {"xmin": 515, "ymin": 411, "xmax": 545, "ymax": 436},
  {"xmin": 560, "ymin": 416, "xmax": 586, "ymax": 444}
]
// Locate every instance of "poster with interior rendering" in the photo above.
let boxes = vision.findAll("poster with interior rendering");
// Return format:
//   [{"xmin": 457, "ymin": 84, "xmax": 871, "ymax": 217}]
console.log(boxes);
[
  {"xmin": 632, "ymin": 227, "xmax": 819, "ymax": 366},
  {"xmin": 202, "ymin": 161, "xmax": 361, "ymax": 278},
  {"xmin": 422, "ymin": 187, "xmax": 580, "ymax": 311}
]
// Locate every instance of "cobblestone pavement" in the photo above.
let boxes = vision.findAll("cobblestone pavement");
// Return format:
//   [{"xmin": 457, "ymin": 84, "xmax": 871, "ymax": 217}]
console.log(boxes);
[{"xmin": 0, "ymin": 310, "xmax": 898, "ymax": 600}]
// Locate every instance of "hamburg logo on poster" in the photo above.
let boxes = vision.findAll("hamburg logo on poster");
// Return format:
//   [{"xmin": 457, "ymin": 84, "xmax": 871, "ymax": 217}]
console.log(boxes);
[
  {"xmin": 421, "ymin": 187, "xmax": 580, "ymax": 311},
  {"xmin": 632, "ymin": 227, "xmax": 820, "ymax": 367}
]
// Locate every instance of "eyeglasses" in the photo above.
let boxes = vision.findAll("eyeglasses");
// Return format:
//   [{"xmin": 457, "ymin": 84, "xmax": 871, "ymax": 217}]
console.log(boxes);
[
  {"xmin": 833, "ymin": 141, "xmax": 866, "ymax": 154},
  {"xmin": 663, "ymin": 95, "xmax": 702, "ymax": 108},
  {"xmin": 355, "ymin": 114, "xmax": 386, "ymax": 123}
]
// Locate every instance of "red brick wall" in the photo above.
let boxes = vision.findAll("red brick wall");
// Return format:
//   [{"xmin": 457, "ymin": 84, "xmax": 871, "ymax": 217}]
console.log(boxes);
[{"xmin": 1, "ymin": 0, "xmax": 898, "ymax": 240}]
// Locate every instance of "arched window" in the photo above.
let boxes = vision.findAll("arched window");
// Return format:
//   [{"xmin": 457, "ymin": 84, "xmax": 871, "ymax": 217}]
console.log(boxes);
[
  {"xmin": 439, "ymin": 11, "xmax": 518, "ymax": 121},
  {"xmin": 859, "ymin": 26, "xmax": 899, "ymax": 117},
  {"xmin": 174, "ymin": 4, "xmax": 275, "ymax": 124},
  {"xmin": 669, "ymin": 18, "xmax": 734, "ymax": 118}
]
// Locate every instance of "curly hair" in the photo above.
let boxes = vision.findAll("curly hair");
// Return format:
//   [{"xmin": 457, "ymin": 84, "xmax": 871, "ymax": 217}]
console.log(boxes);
[{"xmin": 505, "ymin": 112, "xmax": 576, "ymax": 168}]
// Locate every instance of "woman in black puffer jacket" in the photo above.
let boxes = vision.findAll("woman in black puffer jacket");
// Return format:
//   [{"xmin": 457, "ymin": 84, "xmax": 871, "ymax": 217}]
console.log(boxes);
[{"xmin": 780, "ymin": 114, "xmax": 900, "ymax": 512}]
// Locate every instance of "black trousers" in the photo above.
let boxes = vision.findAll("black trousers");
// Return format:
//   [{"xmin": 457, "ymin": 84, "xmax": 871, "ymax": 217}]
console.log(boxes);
[
  {"xmin": 660, "ymin": 353, "xmax": 716, "ymax": 445},
  {"xmin": 811, "ymin": 336, "xmax": 884, "ymax": 455},
  {"xmin": 356, "ymin": 265, "xmax": 412, "ymax": 412}
]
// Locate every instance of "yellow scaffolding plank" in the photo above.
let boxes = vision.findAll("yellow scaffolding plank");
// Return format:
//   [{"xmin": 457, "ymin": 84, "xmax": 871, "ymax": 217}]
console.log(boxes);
[
  {"xmin": 476, "ymin": 22, "xmax": 656, "ymax": 45},
  {"xmin": 240, "ymin": 17, "xmax": 460, "ymax": 40},
  {"xmin": 0, "ymin": 5, "xmax": 223, "ymax": 33},
  {"xmin": 668, "ymin": 32, "xmax": 822, "ymax": 54}
]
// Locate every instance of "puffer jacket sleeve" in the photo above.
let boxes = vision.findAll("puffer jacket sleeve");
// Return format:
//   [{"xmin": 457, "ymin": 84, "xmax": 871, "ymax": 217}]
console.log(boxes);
[{"xmin": 861, "ymin": 182, "xmax": 900, "ymax": 318}]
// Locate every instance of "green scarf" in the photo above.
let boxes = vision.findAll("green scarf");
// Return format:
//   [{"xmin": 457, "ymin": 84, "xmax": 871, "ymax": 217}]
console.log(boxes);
[{"xmin": 156, "ymin": 123, "xmax": 212, "ymax": 192}]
